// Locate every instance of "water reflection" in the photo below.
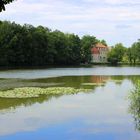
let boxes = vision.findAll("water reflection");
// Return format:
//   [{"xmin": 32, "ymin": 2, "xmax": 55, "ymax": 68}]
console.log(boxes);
[
  {"xmin": 129, "ymin": 81, "xmax": 140, "ymax": 132},
  {"xmin": 0, "ymin": 95, "xmax": 55, "ymax": 112},
  {"xmin": 0, "ymin": 76, "xmax": 140, "ymax": 111},
  {"xmin": 0, "ymin": 75, "xmax": 140, "ymax": 139}
]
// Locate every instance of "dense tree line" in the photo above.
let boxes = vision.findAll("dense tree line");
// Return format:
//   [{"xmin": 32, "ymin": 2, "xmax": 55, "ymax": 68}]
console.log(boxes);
[
  {"xmin": 126, "ymin": 40, "xmax": 140, "ymax": 64},
  {"xmin": 107, "ymin": 43, "xmax": 126, "ymax": 64},
  {"xmin": 0, "ymin": 21, "xmax": 98, "ymax": 67},
  {"xmin": 0, "ymin": 21, "xmax": 139, "ymax": 67},
  {"xmin": 107, "ymin": 41, "xmax": 140, "ymax": 64}
]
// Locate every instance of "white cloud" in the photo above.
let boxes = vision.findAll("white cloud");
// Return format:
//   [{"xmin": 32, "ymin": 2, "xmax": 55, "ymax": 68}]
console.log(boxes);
[
  {"xmin": 106, "ymin": 0, "xmax": 140, "ymax": 5},
  {"xmin": 0, "ymin": 0, "xmax": 140, "ymax": 46}
]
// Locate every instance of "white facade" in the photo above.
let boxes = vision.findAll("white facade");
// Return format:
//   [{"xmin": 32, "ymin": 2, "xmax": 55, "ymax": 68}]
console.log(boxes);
[{"xmin": 91, "ymin": 43, "xmax": 109, "ymax": 63}]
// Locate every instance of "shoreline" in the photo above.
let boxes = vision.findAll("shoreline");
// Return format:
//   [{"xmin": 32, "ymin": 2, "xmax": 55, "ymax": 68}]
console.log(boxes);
[{"xmin": 0, "ymin": 63, "xmax": 140, "ymax": 70}]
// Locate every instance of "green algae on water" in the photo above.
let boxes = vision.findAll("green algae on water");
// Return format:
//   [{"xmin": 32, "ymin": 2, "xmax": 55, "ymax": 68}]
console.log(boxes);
[
  {"xmin": 81, "ymin": 83, "xmax": 105, "ymax": 86},
  {"xmin": 0, "ymin": 87, "xmax": 90, "ymax": 99}
]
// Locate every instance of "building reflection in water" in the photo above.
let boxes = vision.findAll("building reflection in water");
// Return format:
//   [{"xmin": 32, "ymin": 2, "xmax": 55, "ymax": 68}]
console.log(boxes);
[{"xmin": 90, "ymin": 76, "xmax": 110, "ymax": 84}]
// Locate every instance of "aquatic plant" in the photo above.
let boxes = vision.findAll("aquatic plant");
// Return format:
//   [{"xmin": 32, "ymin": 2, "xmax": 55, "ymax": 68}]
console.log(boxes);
[
  {"xmin": 109, "ymin": 79, "xmax": 123, "ymax": 84},
  {"xmin": 81, "ymin": 83, "xmax": 105, "ymax": 86},
  {"xmin": 129, "ymin": 80, "xmax": 140, "ymax": 131},
  {"xmin": 0, "ymin": 87, "xmax": 90, "ymax": 99}
]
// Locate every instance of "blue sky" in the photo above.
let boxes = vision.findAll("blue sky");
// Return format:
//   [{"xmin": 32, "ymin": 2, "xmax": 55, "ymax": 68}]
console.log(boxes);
[{"xmin": 0, "ymin": 0, "xmax": 140, "ymax": 47}]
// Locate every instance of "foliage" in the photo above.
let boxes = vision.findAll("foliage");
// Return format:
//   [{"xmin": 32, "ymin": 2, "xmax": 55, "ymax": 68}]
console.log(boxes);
[
  {"xmin": 0, "ymin": 21, "xmax": 139, "ymax": 66},
  {"xmin": 0, "ymin": 87, "xmax": 90, "ymax": 98},
  {"xmin": 81, "ymin": 35, "xmax": 98, "ymax": 63},
  {"xmin": 126, "ymin": 40, "xmax": 140, "ymax": 64},
  {"xmin": 129, "ymin": 80, "xmax": 140, "ymax": 131},
  {"xmin": 0, "ymin": 0, "xmax": 15, "ymax": 12},
  {"xmin": 107, "ymin": 40, "xmax": 140, "ymax": 65},
  {"xmin": 112, "ymin": 40, "xmax": 140, "ymax": 64},
  {"xmin": 107, "ymin": 43, "xmax": 126, "ymax": 64},
  {"xmin": 100, "ymin": 39, "xmax": 108, "ymax": 46},
  {"xmin": 0, "ymin": 21, "xmax": 84, "ymax": 66}
]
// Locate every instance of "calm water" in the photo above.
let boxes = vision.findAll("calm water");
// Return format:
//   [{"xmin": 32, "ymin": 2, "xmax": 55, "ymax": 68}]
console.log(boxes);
[{"xmin": 0, "ymin": 66, "xmax": 140, "ymax": 140}]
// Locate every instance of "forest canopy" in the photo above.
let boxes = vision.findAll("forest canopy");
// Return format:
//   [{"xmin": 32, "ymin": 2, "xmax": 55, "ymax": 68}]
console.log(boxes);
[
  {"xmin": 0, "ymin": 21, "xmax": 139, "ymax": 67},
  {"xmin": 0, "ymin": 21, "xmax": 98, "ymax": 66}
]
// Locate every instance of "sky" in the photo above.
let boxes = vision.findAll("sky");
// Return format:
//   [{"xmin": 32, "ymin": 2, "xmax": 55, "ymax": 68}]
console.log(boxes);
[{"xmin": 0, "ymin": 0, "xmax": 140, "ymax": 47}]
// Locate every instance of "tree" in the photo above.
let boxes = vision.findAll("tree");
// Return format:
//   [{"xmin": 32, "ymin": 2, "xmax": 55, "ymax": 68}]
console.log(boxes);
[
  {"xmin": 65, "ymin": 34, "xmax": 81, "ymax": 64},
  {"xmin": 125, "ymin": 40, "xmax": 140, "ymax": 64},
  {"xmin": 81, "ymin": 35, "xmax": 98, "ymax": 63},
  {"xmin": 136, "ymin": 40, "xmax": 140, "ymax": 61},
  {"xmin": 100, "ymin": 39, "xmax": 107, "ymax": 46},
  {"xmin": 131, "ymin": 44, "xmax": 138, "ymax": 64},
  {"xmin": 107, "ymin": 43, "xmax": 126, "ymax": 64},
  {"xmin": 126, "ymin": 48, "xmax": 133, "ymax": 64},
  {"xmin": 0, "ymin": 20, "xmax": 110, "ymax": 67},
  {"xmin": 0, "ymin": 0, "xmax": 15, "ymax": 12}
]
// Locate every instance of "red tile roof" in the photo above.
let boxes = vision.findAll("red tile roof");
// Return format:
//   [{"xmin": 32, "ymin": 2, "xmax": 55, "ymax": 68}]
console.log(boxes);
[
  {"xmin": 91, "ymin": 43, "xmax": 109, "ymax": 54},
  {"xmin": 95, "ymin": 43, "xmax": 108, "ymax": 48},
  {"xmin": 91, "ymin": 47, "xmax": 99, "ymax": 54}
]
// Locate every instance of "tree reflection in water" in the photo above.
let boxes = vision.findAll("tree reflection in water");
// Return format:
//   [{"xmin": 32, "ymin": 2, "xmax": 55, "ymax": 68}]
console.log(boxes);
[{"xmin": 129, "ymin": 80, "xmax": 140, "ymax": 131}]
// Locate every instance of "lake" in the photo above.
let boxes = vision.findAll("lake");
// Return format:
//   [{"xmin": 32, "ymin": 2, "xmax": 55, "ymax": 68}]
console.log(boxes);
[{"xmin": 0, "ymin": 66, "xmax": 140, "ymax": 140}]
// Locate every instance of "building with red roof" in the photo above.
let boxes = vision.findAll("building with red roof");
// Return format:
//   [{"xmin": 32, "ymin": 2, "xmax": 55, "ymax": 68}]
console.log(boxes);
[{"xmin": 91, "ymin": 43, "xmax": 109, "ymax": 63}]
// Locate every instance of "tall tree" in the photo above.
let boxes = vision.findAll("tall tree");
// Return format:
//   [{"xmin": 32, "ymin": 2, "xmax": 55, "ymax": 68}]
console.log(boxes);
[
  {"xmin": 0, "ymin": 21, "xmax": 109, "ymax": 67},
  {"xmin": 126, "ymin": 48, "xmax": 133, "ymax": 64},
  {"xmin": 81, "ymin": 35, "xmax": 98, "ymax": 63},
  {"xmin": 128, "ymin": 40, "xmax": 140, "ymax": 64},
  {"xmin": 66, "ymin": 34, "xmax": 81, "ymax": 64},
  {"xmin": 107, "ymin": 43, "xmax": 126, "ymax": 64}
]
